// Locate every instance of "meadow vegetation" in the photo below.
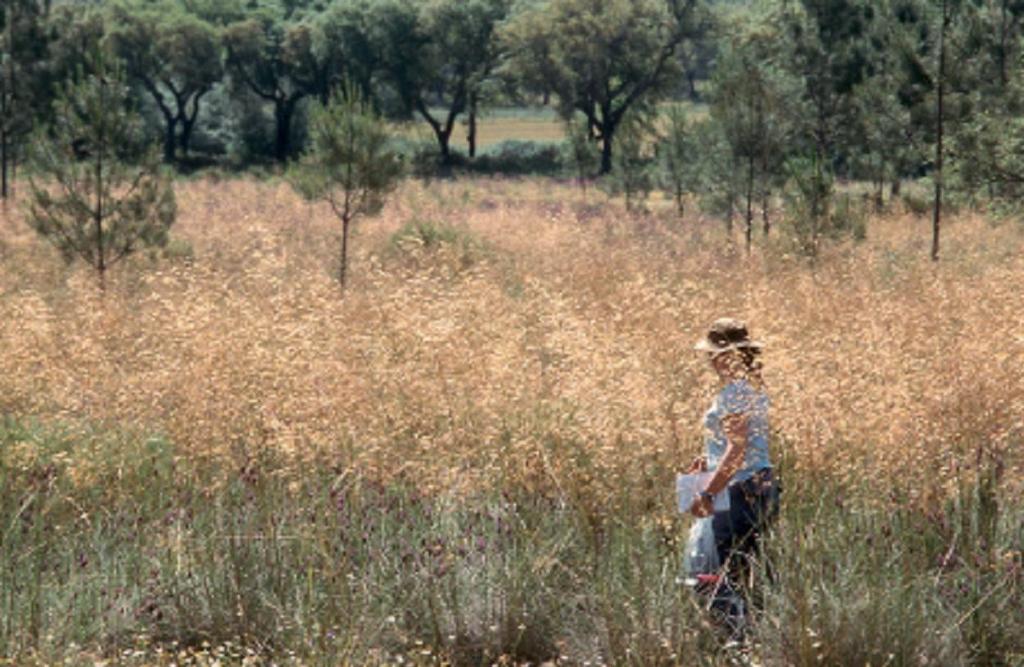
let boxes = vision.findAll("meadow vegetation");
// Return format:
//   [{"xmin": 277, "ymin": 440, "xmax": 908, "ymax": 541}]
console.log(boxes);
[{"xmin": 1, "ymin": 177, "xmax": 1022, "ymax": 665}]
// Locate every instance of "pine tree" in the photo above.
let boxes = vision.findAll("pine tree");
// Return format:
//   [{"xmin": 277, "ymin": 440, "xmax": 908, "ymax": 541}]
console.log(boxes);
[
  {"xmin": 26, "ymin": 53, "xmax": 176, "ymax": 289},
  {"xmin": 289, "ymin": 85, "xmax": 403, "ymax": 289}
]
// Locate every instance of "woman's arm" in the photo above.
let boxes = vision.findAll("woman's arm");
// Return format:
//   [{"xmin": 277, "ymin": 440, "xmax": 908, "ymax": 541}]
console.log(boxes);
[{"xmin": 690, "ymin": 414, "xmax": 748, "ymax": 517}]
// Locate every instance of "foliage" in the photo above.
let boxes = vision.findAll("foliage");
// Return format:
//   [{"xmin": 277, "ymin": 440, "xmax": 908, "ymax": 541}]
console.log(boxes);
[
  {"xmin": 289, "ymin": 85, "xmax": 403, "ymax": 287},
  {"xmin": 602, "ymin": 112, "xmax": 657, "ymax": 213},
  {"xmin": 0, "ymin": 0, "xmax": 49, "ymax": 198},
  {"xmin": 7, "ymin": 0, "xmax": 1024, "ymax": 254},
  {"xmin": 41, "ymin": 4, "xmax": 109, "ymax": 89},
  {"xmin": 469, "ymin": 139, "xmax": 562, "ymax": 176},
  {"xmin": 782, "ymin": 156, "xmax": 866, "ymax": 258},
  {"xmin": 710, "ymin": 32, "xmax": 796, "ymax": 248},
  {"xmin": 108, "ymin": 0, "xmax": 223, "ymax": 162},
  {"xmin": 223, "ymin": 6, "xmax": 330, "ymax": 162},
  {"xmin": 658, "ymin": 104, "xmax": 701, "ymax": 216},
  {"xmin": 25, "ymin": 54, "xmax": 176, "ymax": 289},
  {"xmin": 561, "ymin": 113, "xmax": 600, "ymax": 191},
  {"xmin": 770, "ymin": 0, "xmax": 877, "ymax": 165},
  {"xmin": 690, "ymin": 117, "xmax": 743, "ymax": 226},
  {"xmin": 947, "ymin": 7, "xmax": 1024, "ymax": 217},
  {"xmin": 503, "ymin": 0, "xmax": 701, "ymax": 173},
  {"xmin": 404, "ymin": 0, "xmax": 511, "ymax": 162}
]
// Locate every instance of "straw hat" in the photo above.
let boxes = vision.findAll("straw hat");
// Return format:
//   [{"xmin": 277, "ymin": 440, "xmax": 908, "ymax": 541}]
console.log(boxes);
[{"xmin": 694, "ymin": 318, "xmax": 764, "ymax": 353}]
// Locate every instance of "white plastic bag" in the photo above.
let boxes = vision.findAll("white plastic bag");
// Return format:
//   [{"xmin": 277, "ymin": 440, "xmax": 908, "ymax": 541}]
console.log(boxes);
[{"xmin": 683, "ymin": 516, "xmax": 720, "ymax": 583}]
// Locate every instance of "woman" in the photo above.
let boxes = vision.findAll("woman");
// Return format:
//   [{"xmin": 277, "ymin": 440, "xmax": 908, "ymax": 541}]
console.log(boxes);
[{"xmin": 687, "ymin": 318, "xmax": 780, "ymax": 625}]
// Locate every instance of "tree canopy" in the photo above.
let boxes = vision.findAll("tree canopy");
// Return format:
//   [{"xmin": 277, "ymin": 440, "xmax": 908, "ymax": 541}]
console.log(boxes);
[{"xmin": 503, "ymin": 0, "xmax": 700, "ymax": 173}]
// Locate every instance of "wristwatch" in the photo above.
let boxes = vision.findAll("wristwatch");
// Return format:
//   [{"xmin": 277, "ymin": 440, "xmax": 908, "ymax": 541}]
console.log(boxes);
[{"xmin": 699, "ymin": 489, "xmax": 715, "ymax": 504}]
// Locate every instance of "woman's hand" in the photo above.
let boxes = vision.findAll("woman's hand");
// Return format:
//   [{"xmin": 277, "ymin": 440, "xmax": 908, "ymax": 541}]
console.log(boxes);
[
  {"xmin": 689, "ymin": 493, "xmax": 714, "ymax": 517},
  {"xmin": 685, "ymin": 455, "xmax": 707, "ymax": 474}
]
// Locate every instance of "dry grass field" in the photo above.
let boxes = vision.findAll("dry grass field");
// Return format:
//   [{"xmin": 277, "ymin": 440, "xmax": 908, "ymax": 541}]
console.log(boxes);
[
  {"xmin": 1, "ymin": 176, "xmax": 1022, "ymax": 664},
  {"xmin": 2, "ymin": 178, "xmax": 1021, "ymax": 500}
]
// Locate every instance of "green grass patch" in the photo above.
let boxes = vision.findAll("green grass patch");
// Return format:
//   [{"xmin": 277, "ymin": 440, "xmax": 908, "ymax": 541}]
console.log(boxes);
[{"xmin": 2, "ymin": 418, "xmax": 1022, "ymax": 665}]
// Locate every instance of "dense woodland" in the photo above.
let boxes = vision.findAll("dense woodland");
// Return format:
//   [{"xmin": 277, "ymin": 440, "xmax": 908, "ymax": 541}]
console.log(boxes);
[{"xmin": 5, "ymin": 0, "xmax": 1024, "ymax": 258}]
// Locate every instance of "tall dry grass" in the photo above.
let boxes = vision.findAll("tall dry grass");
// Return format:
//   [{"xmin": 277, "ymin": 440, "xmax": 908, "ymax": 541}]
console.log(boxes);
[{"xmin": 1, "ymin": 177, "xmax": 1022, "ymax": 505}]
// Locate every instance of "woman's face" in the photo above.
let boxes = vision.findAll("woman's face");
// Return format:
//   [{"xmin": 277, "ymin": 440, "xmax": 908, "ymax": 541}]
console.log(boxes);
[{"xmin": 707, "ymin": 349, "xmax": 738, "ymax": 379}]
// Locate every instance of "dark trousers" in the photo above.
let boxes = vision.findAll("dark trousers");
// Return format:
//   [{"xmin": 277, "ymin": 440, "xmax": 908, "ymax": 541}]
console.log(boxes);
[{"xmin": 712, "ymin": 469, "xmax": 780, "ymax": 599}]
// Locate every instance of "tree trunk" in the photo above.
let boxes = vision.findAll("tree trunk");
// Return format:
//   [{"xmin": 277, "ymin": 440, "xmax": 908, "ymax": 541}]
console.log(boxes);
[
  {"xmin": 891, "ymin": 178, "xmax": 901, "ymax": 198},
  {"xmin": 339, "ymin": 215, "xmax": 350, "ymax": 289},
  {"xmin": 95, "ymin": 151, "xmax": 106, "ymax": 291},
  {"xmin": 745, "ymin": 155, "xmax": 755, "ymax": 253},
  {"xmin": 164, "ymin": 120, "xmax": 177, "ymax": 163},
  {"xmin": 762, "ymin": 189, "xmax": 770, "ymax": 236},
  {"xmin": 1, "ymin": 130, "xmax": 8, "ymax": 200},
  {"xmin": 179, "ymin": 91, "xmax": 207, "ymax": 158},
  {"xmin": 999, "ymin": 0, "xmax": 1009, "ymax": 89},
  {"xmin": 467, "ymin": 93, "xmax": 478, "ymax": 159},
  {"xmin": 932, "ymin": 0, "xmax": 947, "ymax": 263},
  {"xmin": 9, "ymin": 140, "xmax": 15, "ymax": 198},
  {"xmin": 180, "ymin": 116, "xmax": 196, "ymax": 157},
  {"xmin": 418, "ymin": 103, "xmax": 458, "ymax": 166},
  {"xmin": 600, "ymin": 132, "xmax": 613, "ymax": 175},
  {"xmin": 274, "ymin": 101, "xmax": 294, "ymax": 163},
  {"xmin": 435, "ymin": 126, "xmax": 452, "ymax": 164}
]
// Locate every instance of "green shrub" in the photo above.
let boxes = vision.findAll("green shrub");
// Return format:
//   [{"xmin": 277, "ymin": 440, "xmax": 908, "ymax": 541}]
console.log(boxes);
[
  {"xmin": 831, "ymin": 193, "xmax": 869, "ymax": 242},
  {"xmin": 471, "ymin": 140, "xmax": 563, "ymax": 176},
  {"xmin": 150, "ymin": 237, "xmax": 195, "ymax": 264},
  {"xmin": 901, "ymin": 190, "xmax": 932, "ymax": 217},
  {"xmin": 386, "ymin": 219, "xmax": 490, "ymax": 273},
  {"xmin": 395, "ymin": 140, "xmax": 563, "ymax": 178},
  {"xmin": 601, "ymin": 115, "xmax": 657, "ymax": 213},
  {"xmin": 783, "ymin": 159, "xmax": 868, "ymax": 258}
]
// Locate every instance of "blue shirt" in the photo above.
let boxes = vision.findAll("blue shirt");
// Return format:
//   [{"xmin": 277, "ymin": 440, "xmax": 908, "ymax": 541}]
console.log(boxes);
[{"xmin": 704, "ymin": 379, "xmax": 771, "ymax": 483}]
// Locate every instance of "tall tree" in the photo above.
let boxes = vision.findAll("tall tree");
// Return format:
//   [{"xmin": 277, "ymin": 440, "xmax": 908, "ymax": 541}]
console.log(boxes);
[
  {"xmin": 109, "ymin": 1, "xmax": 223, "ymax": 162},
  {"xmin": 975, "ymin": 0, "xmax": 1024, "ymax": 91},
  {"xmin": 848, "ymin": 0, "xmax": 931, "ymax": 206},
  {"xmin": 677, "ymin": 1, "xmax": 718, "ymax": 100},
  {"xmin": 42, "ymin": 4, "xmax": 107, "ymax": 84},
  {"xmin": 949, "ymin": 1, "xmax": 1024, "ymax": 211},
  {"xmin": 503, "ymin": 0, "xmax": 700, "ymax": 174},
  {"xmin": 659, "ymin": 104, "xmax": 698, "ymax": 216},
  {"xmin": 769, "ymin": 0, "xmax": 875, "ymax": 241},
  {"xmin": 711, "ymin": 35, "xmax": 795, "ymax": 250},
  {"xmin": 691, "ymin": 116, "xmax": 743, "ymax": 231},
  {"xmin": 317, "ymin": 0, "xmax": 381, "ymax": 103},
  {"xmin": 890, "ymin": 0, "xmax": 979, "ymax": 260},
  {"xmin": 0, "ymin": 0, "xmax": 48, "ymax": 199},
  {"xmin": 26, "ymin": 54, "xmax": 176, "ymax": 290},
  {"xmin": 606, "ymin": 112, "xmax": 657, "ymax": 212},
  {"xmin": 289, "ymin": 85, "xmax": 403, "ymax": 289},
  {"xmin": 772, "ymin": 0, "xmax": 875, "ymax": 169},
  {"xmin": 365, "ymin": 0, "xmax": 510, "ymax": 163},
  {"xmin": 223, "ymin": 7, "xmax": 332, "ymax": 162}
]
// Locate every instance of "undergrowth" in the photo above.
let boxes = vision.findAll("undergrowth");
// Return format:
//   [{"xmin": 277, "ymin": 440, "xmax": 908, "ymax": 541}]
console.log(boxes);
[{"xmin": 1, "ymin": 419, "xmax": 1021, "ymax": 665}]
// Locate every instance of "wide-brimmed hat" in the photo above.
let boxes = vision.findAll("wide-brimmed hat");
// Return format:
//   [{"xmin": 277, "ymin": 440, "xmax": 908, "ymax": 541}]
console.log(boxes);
[{"xmin": 694, "ymin": 318, "xmax": 764, "ymax": 353}]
